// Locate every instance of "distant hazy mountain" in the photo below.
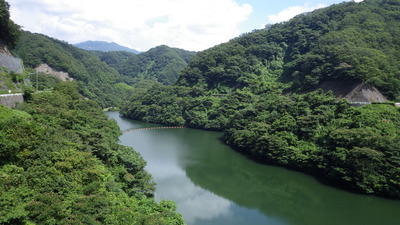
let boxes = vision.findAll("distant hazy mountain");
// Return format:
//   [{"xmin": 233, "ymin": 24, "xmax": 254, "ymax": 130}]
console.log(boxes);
[{"xmin": 74, "ymin": 41, "xmax": 141, "ymax": 54}]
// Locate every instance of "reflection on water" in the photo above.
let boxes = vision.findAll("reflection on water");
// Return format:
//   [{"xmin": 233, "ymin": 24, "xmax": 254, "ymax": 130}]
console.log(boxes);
[
  {"xmin": 108, "ymin": 112, "xmax": 400, "ymax": 225},
  {"xmin": 147, "ymin": 160, "xmax": 233, "ymax": 224}
]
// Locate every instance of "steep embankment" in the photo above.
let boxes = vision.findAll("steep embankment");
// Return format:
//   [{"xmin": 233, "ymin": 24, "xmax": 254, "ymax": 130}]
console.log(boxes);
[
  {"xmin": 317, "ymin": 81, "xmax": 388, "ymax": 102},
  {"xmin": 35, "ymin": 63, "xmax": 73, "ymax": 81},
  {"xmin": 0, "ymin": 44, "xmax": 23, "ymax": 73},
  {"xmin": 0, "ymin": 45, "xmax": 24, "ymax": 95}
]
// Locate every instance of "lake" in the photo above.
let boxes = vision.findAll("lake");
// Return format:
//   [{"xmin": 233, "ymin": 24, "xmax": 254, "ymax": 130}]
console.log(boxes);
[{"xmin": 107, "ymin": 111, "xmax": 400, "ymax": 225}]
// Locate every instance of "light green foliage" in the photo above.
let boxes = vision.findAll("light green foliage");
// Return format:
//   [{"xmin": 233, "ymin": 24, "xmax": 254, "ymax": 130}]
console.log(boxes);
[
  {"xmin": 0, "ymin": 85, "xmax": 184, "ymax": 224},
  {"xmin": 0, "ymin": 70, "xmax": 28, "ymax": 93}
]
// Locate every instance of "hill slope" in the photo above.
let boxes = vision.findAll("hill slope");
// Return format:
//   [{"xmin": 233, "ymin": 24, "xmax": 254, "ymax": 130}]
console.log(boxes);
[
  {"xmin": 12, "ymin": 31, "xmax": 135, "ymax": 107},
  {"xmin": 0, "ymin": 83, "xmax": 184, "ymax": 224},
  {"xmin": 1, "ymin": 1, "xmax": 184, "ymax": 224},
  {"xmin": 75, "ymin": 40, "xmax": 141, "ymax": 54},
  {"xmin": 96, "ymin": 45, "xmax": 196, "ymax": 85},
  {"xmin": 121, "ymin": 0, "xmax": 400, "ymax": 199},
  {"xmin": 0, "ymin": 0, "xmax": 20, "ymax": 48},
  {"xmin": 177, "ymin": 0, "xmax": 400, "ymax": 99}
]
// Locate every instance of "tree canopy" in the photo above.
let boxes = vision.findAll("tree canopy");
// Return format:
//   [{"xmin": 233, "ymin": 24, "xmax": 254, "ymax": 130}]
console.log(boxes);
[
  {"xmin": 95, "ymin": 45, "xmax": 196, "ymax": 85},
  {"xmin": 12, "ymin": 31, "xmax": 135, "ymax": 108},
  {"xmin": 0, "ymin": 0, "xmax": 20, "ymax": 48},
  {"xmin": 121, "ymin": 0, "xmax": 400, "ymax": 199},
  {"xmin": 177, "ymin": 0, "xmax": 400, "ymax": 100},
  {"xmin": 0, "ymin": 82, "xmax": 184, "ymax": 224}
]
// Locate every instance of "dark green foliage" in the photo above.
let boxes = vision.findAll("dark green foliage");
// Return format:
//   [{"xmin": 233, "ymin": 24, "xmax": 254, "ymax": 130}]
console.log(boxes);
[
  {"xmin": 122, "ymin": 0, "xmax": 400, "ymax": 198},
  {"xmin": 0, "ymin": 84, "xmax": 184, "ymax": 224},
  {"xmin": 122, "ymin": 83, "xmax": 188, "ymax": 126},
  {"xmin": 0, "ymin": 0, "xmax": 20, "ymax": 48},
  {"xmin": 176, "ymin": 0, "xmax": 400, "ymax": 100},
  {"xmin": 96, "ymin": 45, "xmax": 196, "ymax": 85},
  {"xmin": 280, "ymin": 0, "xmax": 400, "ymax": 97},
  {"xmin": 224, "ymin": 92, "xmax": 400, "ymax": 198}
]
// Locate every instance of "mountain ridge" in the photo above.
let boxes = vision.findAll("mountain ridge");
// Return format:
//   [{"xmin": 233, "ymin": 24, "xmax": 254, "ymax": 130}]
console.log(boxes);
[
  {"xmin": 74, "ymin": 40, "xmax": 141, "ymax": 54},
  {"xmin": 95, "ymin": 44, "xmax": 196, "ymax": 85}
]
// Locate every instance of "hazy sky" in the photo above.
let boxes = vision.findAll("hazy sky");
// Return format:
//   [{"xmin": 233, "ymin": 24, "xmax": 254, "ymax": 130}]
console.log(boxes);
[{"xmin": 10, "ymin": 0, "xmax": 363, "ymax": 52}]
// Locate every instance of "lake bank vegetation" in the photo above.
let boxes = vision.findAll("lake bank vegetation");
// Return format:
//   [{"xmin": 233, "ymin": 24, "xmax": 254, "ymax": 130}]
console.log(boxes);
[{"xmin": 121, "ymin": 0, "xmax": 400, "ymax": 199}]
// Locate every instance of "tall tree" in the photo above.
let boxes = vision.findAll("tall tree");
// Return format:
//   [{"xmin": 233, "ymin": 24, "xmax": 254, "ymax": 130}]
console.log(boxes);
[{"xmin": 0, "ymin": 0, "xmax": 20, "ymax": 48}]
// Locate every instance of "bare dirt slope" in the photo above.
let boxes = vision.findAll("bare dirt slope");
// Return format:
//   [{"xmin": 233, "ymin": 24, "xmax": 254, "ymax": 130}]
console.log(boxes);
[
  {"xmin": 318, "ymin": 81, "xmax": 387, "ymax": 102},
  {"xmin": 35, "ymin": 64, "xmax": 73, "ymax": 81}
]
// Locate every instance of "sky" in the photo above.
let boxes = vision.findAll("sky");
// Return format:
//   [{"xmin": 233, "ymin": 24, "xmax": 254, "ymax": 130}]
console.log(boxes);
[{"xmin": 9, "ymin": 0, "xmax": 363, "ymax": 52}]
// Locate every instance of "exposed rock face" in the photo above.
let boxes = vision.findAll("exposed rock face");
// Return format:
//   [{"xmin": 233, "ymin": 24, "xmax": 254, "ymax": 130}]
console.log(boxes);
[
  {"xmin": 318, "ymin": 81, "xmax": 387, "ymax": 103},
  {"xmin": 0, "ymin": 44, "xmax": 23, "ymax": 73},
  {"xmin": 35, "ymin": 64, "xmax": 73, "ymax": 81}
]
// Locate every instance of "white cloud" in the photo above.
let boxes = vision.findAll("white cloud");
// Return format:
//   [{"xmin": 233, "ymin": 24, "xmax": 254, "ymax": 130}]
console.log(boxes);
[
  {"xmin": 9, "ymin": 0, "xmax": 252, "ymax": 51},
  {"xmin": 267, "ymin": 3, "xmax": 327, "ymax": 24}
]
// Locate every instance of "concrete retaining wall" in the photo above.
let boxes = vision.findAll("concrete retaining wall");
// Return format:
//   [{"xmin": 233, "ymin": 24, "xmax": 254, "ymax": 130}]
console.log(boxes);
[{"xmin": 0, "ymin": 93, "xmax": 24, "ymax": 108}]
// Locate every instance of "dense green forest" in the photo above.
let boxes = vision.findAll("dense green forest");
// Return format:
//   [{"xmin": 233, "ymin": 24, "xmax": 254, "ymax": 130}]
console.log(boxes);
[
  {"xmin": 0, "ymin": 0, "xmax": 20, "ymax": 48},
  {"xmin": 0, "ymin": 82, "xmax": 184, "ymax": 224},
  {"xmin": 95, "ymin": 45, "xmax": 195, "ymax": 85},
  {"xmin": 12, "ymin": 31, "xmax": 135, "ymax": 108},
  {"xmin": 121, "ymin": 0, "xmax": 400, "ymax": 198},
  {"xmin": 176, "ymin": 0, "xmax": 400, "ymax": 99},
  {"xmin": 1, "ymin": 1, "xmax": 184, "ymax": 224},
  {"xmin": 12, "ymin": 32, "xmax": 194, "ymax": 107}
]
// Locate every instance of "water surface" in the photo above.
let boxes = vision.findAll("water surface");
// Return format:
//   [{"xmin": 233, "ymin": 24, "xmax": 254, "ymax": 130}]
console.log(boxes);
[{"xmin": 107, "ymin": 112, "xmax": 400, "ymax": 225}]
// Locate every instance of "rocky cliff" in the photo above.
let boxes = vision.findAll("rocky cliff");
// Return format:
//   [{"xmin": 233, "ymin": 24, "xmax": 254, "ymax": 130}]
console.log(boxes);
[
  {"xmin": 318, "ymin": 81, "xmax": 387, "ymax": 103},
  {"xmin": 0, "ymin": 44, "xmax": 23, "ymax": 73}
]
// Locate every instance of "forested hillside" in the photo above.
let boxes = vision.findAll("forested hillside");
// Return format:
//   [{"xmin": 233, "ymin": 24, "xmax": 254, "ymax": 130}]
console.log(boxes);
[
  {"xmin": 0, "ymin": 0, "xmax": 20, "ymax": 48},
  {"xmin": 96, "ymin": 45, "xmax": 196, "ymax": 85},
  {"xmin": 121, "ymin": 0, "xmax": 400, "ymax": 199},
  {"xmin": 0, "ymin": 82, "xmax": 183, "ymax": 224},
  {"xmin": 177, "ymin": 0, "xmax": 400, "ymax": 99},
  {"xmin": 12, "ymin": 32, "xmax": 195, "ymax": 106},
  {"xmin": 1, "ymin": 1, "xmax": 184, "ymax": 223},
  {"xmin": 12, "ymin": 31, "xmax": 135, "ymax": 107}
]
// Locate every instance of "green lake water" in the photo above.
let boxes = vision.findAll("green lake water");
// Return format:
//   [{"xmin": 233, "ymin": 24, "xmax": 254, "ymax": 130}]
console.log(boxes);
[{"xmin": 107, "ymin": 111, "xmax": 400, "ymax": 225}]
